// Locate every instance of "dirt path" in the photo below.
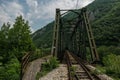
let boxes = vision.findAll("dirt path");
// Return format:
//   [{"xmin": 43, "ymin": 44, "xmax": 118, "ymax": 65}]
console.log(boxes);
[{"xmin": 22, "ymin": 56, "xmax": 51, "ymax": 80}]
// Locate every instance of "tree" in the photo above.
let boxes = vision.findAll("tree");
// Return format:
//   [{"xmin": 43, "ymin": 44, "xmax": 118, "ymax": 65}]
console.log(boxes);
[
  {"xmin": 0, "ymin": 23, "xmax": 11, "ymax": 64},
  {"xmin": 0, "ymin": 15, "xmax": 35, "ymax": 80},
  {"xmin": 9, "ymin": 15, "xmax": 35, "ymax": 61}
]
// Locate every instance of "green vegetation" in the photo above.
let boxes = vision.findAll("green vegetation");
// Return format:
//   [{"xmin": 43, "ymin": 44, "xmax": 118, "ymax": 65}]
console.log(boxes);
[
  {"xmin": 103, "ymin": 54, "xmax": 120, "ymax": 79},
  {"xmin": 30, "ymin": 48, "xmax": 51, "ymax": 61},
  {"xmin": 91, "ymin": 0, "xmax": 120, "ymax": 46},
  {"xmin": 96, "ymin": 46, "xmax": 120, "ymax": 79},
  {"xmin": 94, "ymin": 54, "xmax": 120, "ymax": 80},
  {"xmin": 36, "ymin": 57, "xmax": 59, "ymax": 80},
  {"xmin": 0, "ymin": 16, "xmax": 35, "ymax": 80},
  {"xmin": 32, "ymin": 22, "xmax": 53, "ymax": 48},
  {"xmin": 70, "ymin": 66, "xmax": 77, "ymax": 77},
  {"xmin": 97, "ymin": 46, "xmax": 120, "ymax": 60},
  {"xmin": 91, "ymin": 67, "xmax": 104, "ymax": 75}
]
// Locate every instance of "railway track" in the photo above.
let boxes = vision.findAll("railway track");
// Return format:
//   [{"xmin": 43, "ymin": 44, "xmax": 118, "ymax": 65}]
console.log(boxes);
[
  {"xmin": 22, "ymin": 52, "xmax": 31, "ymax": 75},
  {"xmin": 65, "ymin": 50, "xmax": 101, "ymax": 80}
]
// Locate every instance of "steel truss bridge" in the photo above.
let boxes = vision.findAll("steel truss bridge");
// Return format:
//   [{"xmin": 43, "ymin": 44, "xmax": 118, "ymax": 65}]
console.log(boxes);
[{"xmin": 51, "ymin": 8, "xmax": 99, "ymax": 63}]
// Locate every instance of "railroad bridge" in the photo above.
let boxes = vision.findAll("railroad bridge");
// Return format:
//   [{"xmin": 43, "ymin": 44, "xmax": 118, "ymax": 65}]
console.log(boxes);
[
  {"xmin": 49, "ymin": 8, "xmax": 103, "ymax": 80},
  {"xmin": 51, "ymin": 8, "xmax": 99, "ymax": 63},
  {"xmin": 22, "ymin": 8, "xmax": 113, "ymax": 80}
]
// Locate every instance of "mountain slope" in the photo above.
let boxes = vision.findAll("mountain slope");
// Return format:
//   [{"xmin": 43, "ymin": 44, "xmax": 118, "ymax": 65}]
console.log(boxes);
[
  {"xmin": 32, "ymin": 0, "xmax": 120, "ymax": 48},
  {"xmin": 32, "ymin": 22, "xmax": 53, "ymax": 48}
]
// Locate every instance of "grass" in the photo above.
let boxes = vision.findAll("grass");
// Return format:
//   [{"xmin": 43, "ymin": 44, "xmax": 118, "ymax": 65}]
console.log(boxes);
[
  {"xmin": 70, "ymin": 66, "xmax": 77, "ymax": 77},
  {"xmin": 93, "ymin": 65, "xmax": 120, "ymax": 80},
  {"xmin": 36, "ymin": 57, "xmax": 59, "ymax": 80}
]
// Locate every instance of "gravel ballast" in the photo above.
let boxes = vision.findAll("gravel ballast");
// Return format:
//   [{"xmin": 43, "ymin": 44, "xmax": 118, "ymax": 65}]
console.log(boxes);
[{"xmin": 39, "ymin": 64, "xmax": 68, "ymax": 80}]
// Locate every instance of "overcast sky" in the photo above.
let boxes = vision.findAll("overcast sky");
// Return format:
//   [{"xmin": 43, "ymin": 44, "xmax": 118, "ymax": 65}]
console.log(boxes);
[{"xmin": 0, "ymin": 0, "xmax": 94, "ymax": 32}]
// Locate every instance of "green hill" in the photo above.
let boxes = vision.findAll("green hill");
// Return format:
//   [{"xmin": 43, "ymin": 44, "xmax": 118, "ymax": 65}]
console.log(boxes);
[
  {"xmin": 32, "ymin": 22, "xmax": 53, "ymax": 48},
  {"xmin": 88, "ymin": 0, "xmax": 120, "ymax": 45},
  {"xmin": 32, "ymin": 0, "xmax": 120, "ymax": 48}
]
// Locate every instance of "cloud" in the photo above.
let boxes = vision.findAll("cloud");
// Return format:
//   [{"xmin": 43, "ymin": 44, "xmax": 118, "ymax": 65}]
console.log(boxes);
[
  {"xmin": 24, "ymin": 0, "xmax": 94, "ymax": 32},
  {"xmin": 0, "ymin": 1, "xmax": 24, "ymax": 26},
  {"xmin": 25, "ymin": 0, "xmax": 94, "ymax": 22},
  {"xmin": 0, "ymin": 0, "xmax": 94, "ymax": 32},
  {"xmin": 26, "ymin": 0, "xmax": 38, "ymax": 8}
]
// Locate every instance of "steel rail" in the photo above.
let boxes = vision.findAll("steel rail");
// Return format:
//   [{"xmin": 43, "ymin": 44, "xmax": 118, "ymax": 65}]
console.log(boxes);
[{"xmin": 65, "ymin": 50, "xmax": 101, "ymax": 80}]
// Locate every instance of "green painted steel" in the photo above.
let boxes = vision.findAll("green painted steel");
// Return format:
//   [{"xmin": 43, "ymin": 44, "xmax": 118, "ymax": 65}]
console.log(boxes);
[{"xmin": 51, "ymin": 8, "xmax": 99, "ymax": 62}]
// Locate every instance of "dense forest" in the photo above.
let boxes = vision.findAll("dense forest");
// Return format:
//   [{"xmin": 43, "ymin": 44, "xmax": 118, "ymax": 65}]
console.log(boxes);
[
  {"xmin": 0, "ymin": 16, "xmax": 35, "ymax": 80},
  {"xmin": 32, "ymin": 0, "xmax": 120, "ymax": 79}
]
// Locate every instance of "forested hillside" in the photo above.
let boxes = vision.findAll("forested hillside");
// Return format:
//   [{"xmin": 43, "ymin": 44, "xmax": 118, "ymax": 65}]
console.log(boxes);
[
  {"xmin": 88, "ymin": 0, "xmax": 120, "ymax": 45},
  {"xmin": 32, "ymin": 22, "xmax": 53, "ymax": 48}
]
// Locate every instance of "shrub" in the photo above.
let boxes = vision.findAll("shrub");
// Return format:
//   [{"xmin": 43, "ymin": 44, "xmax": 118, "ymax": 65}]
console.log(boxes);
[
  {"xmin": 103, "ymin": 54, "xmax": 120, "ymax": 78},
  {"xmin": 92, "ymin": 68, "xmax": 103, "ymax": 75},
  {"xmin": 70, "ymin": 66, "xmax": 77, "ymax": 77},
  {"xmin": 49, "ymin": 57, "xmax": 59, "ymax": 69},
  {"xmin": 36, "ymin": 57, "xmax": 59, "ymax": 80},
  {"xmin": 0, "ymin": 58, "xmax": 20, "ymax": 80},
  {"xmin": 97, "ymin": 46, "xmax": 120, "ymax": 61},
  {"xmin": 30, "ymin": 48, "xmax": 50, "ymax": 61}
]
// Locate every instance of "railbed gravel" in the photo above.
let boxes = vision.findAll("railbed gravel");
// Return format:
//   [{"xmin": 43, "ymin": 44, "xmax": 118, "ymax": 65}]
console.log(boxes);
[{"xmin": 39, "ymin": 64, "xmax": 68, "ymax": 80}]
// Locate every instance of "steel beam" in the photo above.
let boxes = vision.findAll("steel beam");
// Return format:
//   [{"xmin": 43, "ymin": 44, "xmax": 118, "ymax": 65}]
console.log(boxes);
[{"xmin": 51, "ymin": 9, "xmax": 60, "ymax": 57}]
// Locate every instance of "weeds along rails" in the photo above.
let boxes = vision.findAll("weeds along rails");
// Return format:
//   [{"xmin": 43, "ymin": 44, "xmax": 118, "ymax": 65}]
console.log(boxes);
[{"xmin": 65, "ymin": 50, "xmax": 101, "ymax": 80}]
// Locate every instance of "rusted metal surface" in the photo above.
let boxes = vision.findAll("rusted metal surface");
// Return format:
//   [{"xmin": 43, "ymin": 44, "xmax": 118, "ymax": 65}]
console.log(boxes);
[
  {"xmin": 21, "ymin": 52, "xmax": 32, "ymax": 79},
  {"xmin": 51, "ymin": 8, "xmax": 61, "ymax": 57},
  {"xmin": 82, "ymin": 9, "xmax": 99, "ymax": 62}
]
